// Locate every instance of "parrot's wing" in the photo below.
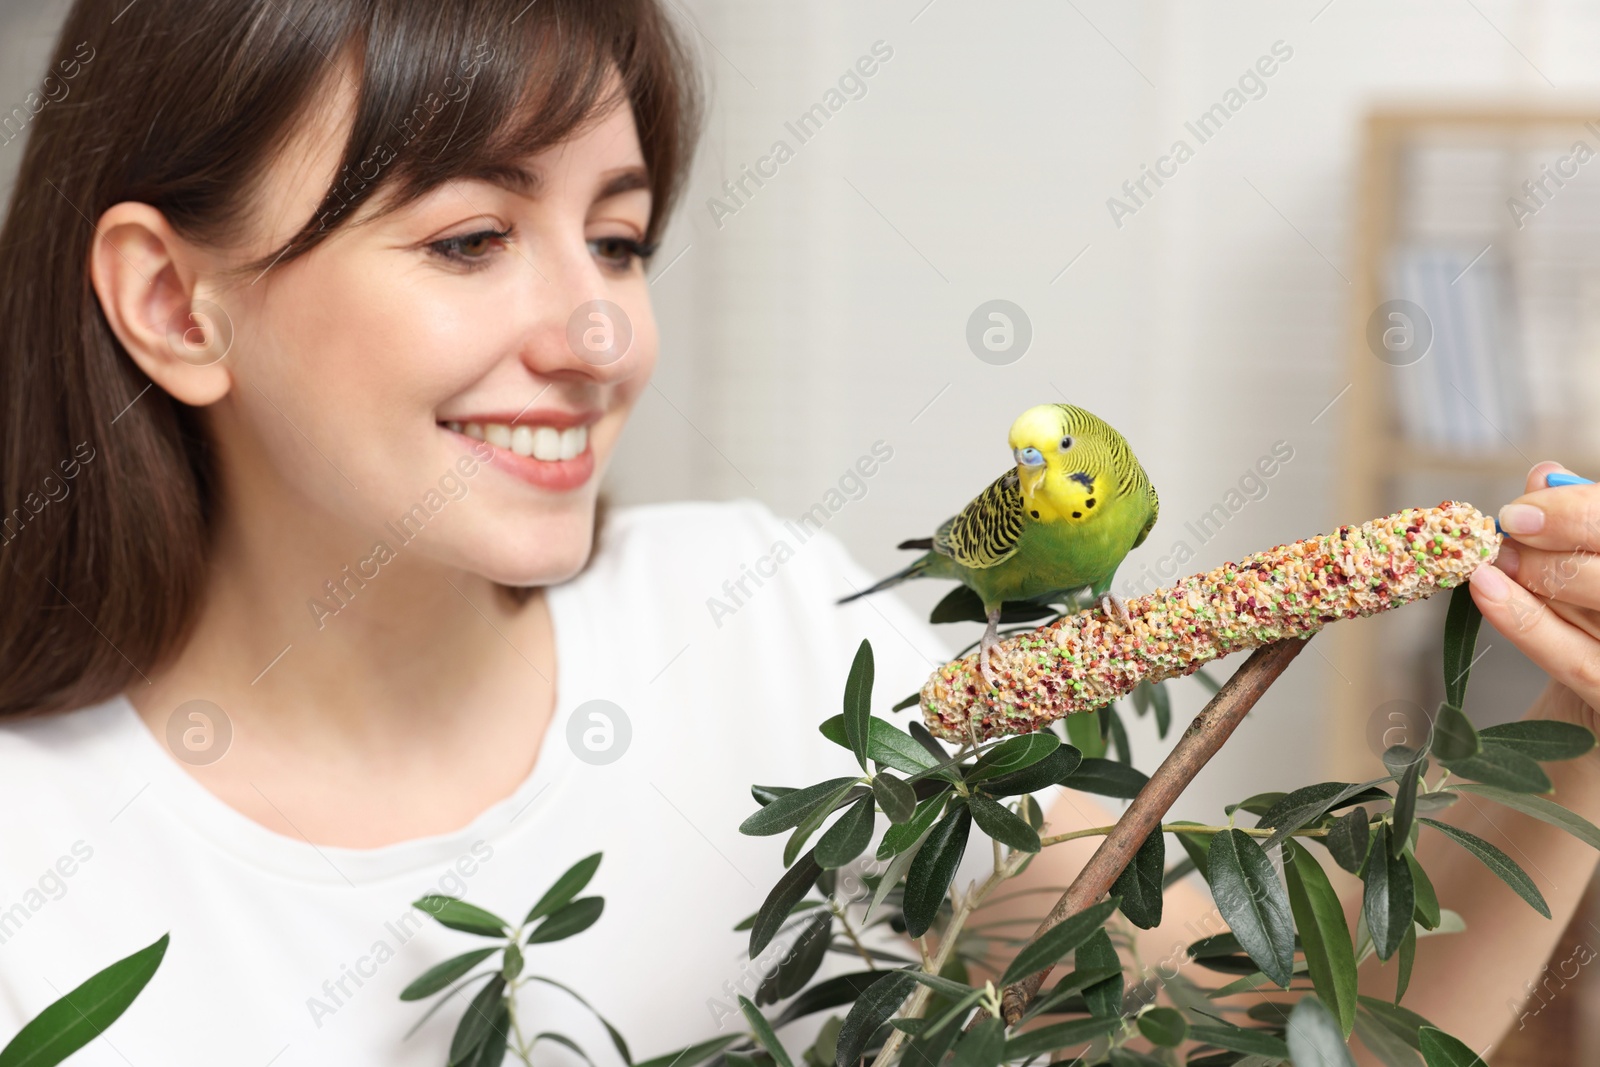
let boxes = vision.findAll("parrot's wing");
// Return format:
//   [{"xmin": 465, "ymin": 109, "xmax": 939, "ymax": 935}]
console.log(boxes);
[
  {"xmin": 1131, "ymin": 476, "xmax": 1159, "ymax": 550},
  {"xmin": 934, "ymin": 469, "xmax": 1025, "ymax": 569}
]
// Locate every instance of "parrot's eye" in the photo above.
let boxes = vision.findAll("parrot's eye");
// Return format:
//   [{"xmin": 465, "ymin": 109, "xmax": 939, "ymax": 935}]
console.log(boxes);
[{"xmin": 1059, "ymin": 435, "xmax": 1074, "ymax": 451}]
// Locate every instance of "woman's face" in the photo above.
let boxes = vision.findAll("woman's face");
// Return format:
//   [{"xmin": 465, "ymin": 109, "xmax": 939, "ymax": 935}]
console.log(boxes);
[{"xmin": 197, "ymin": 75, "xmax": 657, "ymax": 586}]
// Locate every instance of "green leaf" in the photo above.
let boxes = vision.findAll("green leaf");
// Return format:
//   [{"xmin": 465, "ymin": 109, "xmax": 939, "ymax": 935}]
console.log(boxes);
[
  {"xmin": 967, "ymin": 794, "xmax": 1040, "ymax": 853},
  {"xmin": 1407, "ymin": 852, "xmax": 1441, "ymax": 930},
  {"xmin": 633, "ymin": 1035, "xmax": 744, "ymax": 1067},
  {"xmin": 400, "ymin": 947, "xmax": 500, "ymax": 1001},
  {"xmin": 966, "ymin": 732, "xmax": 1060, "ymax": 782},
  {"xmin": 752, "ymin": 785, "xmax": 794, "ymax": 806},
  {"xmin": 1396, "ymin": 921, "xmax": 1417, "ymax": 1002},
  {"xmin": 877, "ymin": 793, "xmax": 949, "ymax": 860},
  {"xmin": 1285, "ymin": 843, "xmax": 1358, "ymax": 1038},
  {"xmin": 835, "ymin": 970, "xmax": 917, "ymax": 1067},
  {"xmin": 756, "ymin": 911, "xmax": 833, "ymax": 1005},
  {"xmin": 816, "ymin": 795, "xmax": 876, "ymax": 869},
  {"xmin": 951, "ymin": 1017, "xmax": 1005, "ymax": 1067},
  {"xmin": 1392, "ymin": 757, "xmax": 1421, "ymax": 857},
  {"xmin": 501, "ymin": 943, "xmax": 523, "ymax": 981},
  {"xmin": 750, "ymin": 849, "xmax": 824, "ymax": 957},
  {"xmin": 1169, "ymin": 822, "xmax": 1213, "ymax": 882},
  {"xmin": 1194, "ymin": 666, "xmax": 1223, "ymax": 694},
  {"xmin": 1452, "ymin": 782, "xmax": 1600, "ymax": 852},
  {"xmin": 1442, "ymin": 582, "xmax": 1483, "ymax": 708},
  {"xmin": 1065, "ymin": 710, "xmax": 1106, "ymax": 760},
  {"xmin": 843, "ymin": 640, "xmax": 874, "ymax": 773},
  {"xmin": 903, "ymin": 799, "xmax": 972, "ymax": 937},
  {"xmin": 1441, "ymin": 742, "xmax": 1552, "ymax": 794},
  {"xmin": 1258, "ymin": 778, "xmax": 1393, "ymax": 850},
  {"xmin": 526, "ymin": 896, "xmax": 603, "ymax": 944},
  {"xmin": 0, "ymin": 932, "xmax": 168, "ymax": 1067},
  {"xmin": 1357, "ymin": 994, "xmax": 1433, "ymax": 1051},
  {"xmin": 819, "ymin": 716, "xmax": 944, "ymax": 778},
  {"xmin": 414, "ymin": 896, "xmax": 511, "ymax": 938},
  {"xmin": 1479, "ymin": 720, "xmax": 1597, "ymax": 762},
  {"xmin": 523, "ymin": 852, "xmax": 602, "ymax": 925},
  {"xmin": 739, "ymin": 995, "xmax": 795, "ymax": 1067},
  {"xmin": 1137, "ymin": 1006, "xmax": 1188, "ymax": 1047},
  {"xmin": 1229, "ymin": 791, "xmax": 1287, "ymax": 817},
  {"xmin": 1362, "ymin": 824, "xmax": 1414, "ymax": 961},
  {"xmin": 1419, "ymin": 817, "xmax": 1550, "ymax": 918},
  {"xmin": 1287, "ymin": 995, "xmax": 1357, "ymax": 1067},
  {"xmin": 524, "ymin": 974, "xmax": 633, "ymax": 1065},
  {"xmin": 1110, "ymin": 828, "xmax": 1164, "ymax": 929},
  {"xmin": 1431, "ymin": 703, "xmax": 1479, "ymax": 762},
  {"xmin": 1062, "ymin": 757, "xmax": 1149, "ymax": 798},
  {"xmin": 998, "ymin": 897, "xmax": 1121, "ymax": 986},
  {"xmin": 1000, "ymin": 1016, "xmax": 1120, "ymax": 1060},
  {"xmin": 1104, "ymin": 702, "xmax": 1132, "ymax": 765},
  {"xmin": 1017, "ymin": 965, "xmax": 1124, "ymax": 1021},
  {"xmin": 1326, "ymin": 807, "xmax": 1372, "ymax": 874},
  {"xmin": 1151, "ymin": 680, "xmax": 1172, "ymax": 739},
  {"xmin": 448, "ymin": 974, "xmax": 506, "ymax": 1065},
  {"xmin": 978, "ymin": 747, "xmax": 1083, "ymax": 797},
  {"xmin": 1077, "ymin": 927, "xmax": 1123, "ymax": 1018},
  {"xmin": 873, "ymin": 772, "xmax": 917, "ymax": 824},
  {"xmin": 1419, "ymin": 1026, "xmax": 1489, "ymax": 1066},
  {"xmin": 770, "ymin": 971, "xmax": 879, "ymax": 1028},
  {"xmin": 462, "ymin": 1000, "xmax": 511, "ymax": 1067},
  {"xmin": 1207, "ymin": 829, "xmax": 1296, "ymax": 987},
  {"xmin": 1186, "ymin": 1022, "xmax": 1290, "ymax": 1059},
  {"xmin": 930, "ymin": 585, "xmax": 1057, "ymax": 624},
  {"xmin": 741, "ymin": 777, "xmax": 861, "ymax": 837},
  {"xmin": 786, "ymin": 781, "xmax": 868, "ymax": 867}
]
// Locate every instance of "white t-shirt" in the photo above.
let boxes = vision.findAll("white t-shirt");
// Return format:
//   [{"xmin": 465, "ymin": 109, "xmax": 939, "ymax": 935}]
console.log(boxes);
[{"xmin": 0, "ymin": 500, "xmax": 992, "ymax": 1065}]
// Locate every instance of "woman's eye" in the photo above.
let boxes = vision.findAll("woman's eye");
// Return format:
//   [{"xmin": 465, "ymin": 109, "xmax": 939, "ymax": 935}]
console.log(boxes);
[
  {"xmin": 427, "ymin": 227, "xmax": 511, "ymax": 266},
  {"xmin": 1059, "ymin": 435, "xmax": 1074, "ymax": 450},
  {"xmin": 589, "ymin": 235, "xmax": 656, "ymax": 271}
]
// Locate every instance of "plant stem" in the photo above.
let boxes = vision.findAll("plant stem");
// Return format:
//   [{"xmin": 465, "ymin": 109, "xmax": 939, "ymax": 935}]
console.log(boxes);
[
  {"xmin": 869, "ymin": 850, "xmax": 1031, "ymax": 1067},
  {"xmin": 1037, "ymin": 821, "xmax": 1340, "ymax": 847},
  {"xmin": 831, "ymin": 897, "xmax": 879, "ymax": 971},
  {"xmin": 993, "ymin": 637, "xmax": 1311, "ymax": 1025}
]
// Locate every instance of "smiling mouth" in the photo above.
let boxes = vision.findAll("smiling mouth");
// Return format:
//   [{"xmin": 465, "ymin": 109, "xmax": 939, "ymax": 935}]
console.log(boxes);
[{"xmin": 445, "ymin": 420, "xmax": 589, "ymax": 462}]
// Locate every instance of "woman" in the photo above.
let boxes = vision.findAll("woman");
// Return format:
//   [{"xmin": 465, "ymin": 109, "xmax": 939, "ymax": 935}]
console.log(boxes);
[{"xmin": 0, "ymin": 0, "xmax": 1595, "ymax": 1063}]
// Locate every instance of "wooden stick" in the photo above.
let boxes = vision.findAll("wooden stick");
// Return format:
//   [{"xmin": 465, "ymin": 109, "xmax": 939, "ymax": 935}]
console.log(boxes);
[{"xmin": 995, "ymin": 637, "xmax": 1311, "ymax": 1024}]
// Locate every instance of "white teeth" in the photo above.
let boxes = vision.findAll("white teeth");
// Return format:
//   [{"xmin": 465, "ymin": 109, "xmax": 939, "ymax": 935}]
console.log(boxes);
[
  {"xmin": 532, "ymin": 426, "xmax": 561, "ymax": 461},
  {"xmin": 509, "ymin": 425, "xmax": 536, "ymax": 457},
  {"xmin": 559, "ymin": 426, "xmax": 586, "ymax": 460},
  {"xmin": 460, "ymin": 422, "xmax": 589, "ymax": 460}
]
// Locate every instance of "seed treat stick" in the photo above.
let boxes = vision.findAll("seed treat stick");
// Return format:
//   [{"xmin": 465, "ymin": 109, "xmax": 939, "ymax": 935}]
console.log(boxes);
[{"xmin": 919, "ymin": 500, "xmax": 1501, "ymax": 742}]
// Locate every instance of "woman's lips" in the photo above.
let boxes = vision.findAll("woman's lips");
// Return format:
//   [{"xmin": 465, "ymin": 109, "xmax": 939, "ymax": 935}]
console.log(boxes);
[{"xmin": 443, "ymin": 420, "xmax": 595, "ymax": 492}]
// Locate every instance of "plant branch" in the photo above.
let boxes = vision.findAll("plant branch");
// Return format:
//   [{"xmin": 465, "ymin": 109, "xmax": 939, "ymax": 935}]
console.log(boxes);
[{"xmin": 993, "ymin": 637, "xmax": 1311, "ymax": 1026}]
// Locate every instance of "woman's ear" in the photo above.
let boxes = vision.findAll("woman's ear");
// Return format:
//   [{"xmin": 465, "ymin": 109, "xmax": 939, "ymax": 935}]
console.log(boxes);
[{"xmin": 88, "ymin": 201, "xmax": 235, "ymax": 406}]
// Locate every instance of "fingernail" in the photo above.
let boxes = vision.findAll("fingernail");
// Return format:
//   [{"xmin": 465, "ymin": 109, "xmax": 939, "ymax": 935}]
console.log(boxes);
[
  {"xmin": 1496, "ymin": 542, "xmax": 1519, "ymax": 579},
  {"xmin": 1499, "ymin": 503, "xmax": 1545, "ymax": 536},
  {"xmin": 1546, "ymin": 472, "xmax": 1595, "ymax": 487},
  {"xmin": 1471, "ymin": 564, "xmax": 1512, "ymax": 603}
]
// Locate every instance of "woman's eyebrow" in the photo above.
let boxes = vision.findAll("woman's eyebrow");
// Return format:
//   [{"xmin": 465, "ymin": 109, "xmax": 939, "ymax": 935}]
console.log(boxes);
[
  {"xmin": 452, "ymin": 163, "xmax": 649, "ymax": 202},
  {"xmin": 595, "ymin": 166, "xmax": 649, "ymax": 201}
]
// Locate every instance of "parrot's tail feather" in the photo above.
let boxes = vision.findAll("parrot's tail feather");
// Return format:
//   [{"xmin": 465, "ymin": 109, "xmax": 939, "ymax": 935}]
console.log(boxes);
[
  {"xmin": 896, "ymin": 537, "xmax": 935, "ymax": 551},
  {"xmin": 837, "ymin": 557, "xmax": 934, "ymax": 605}
]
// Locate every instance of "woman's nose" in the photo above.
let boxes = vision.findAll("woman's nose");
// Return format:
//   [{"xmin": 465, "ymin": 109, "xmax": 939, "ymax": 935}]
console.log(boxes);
[{"xmin": 519, "ymin": 252, "xmax": 640, "ymax": 383}]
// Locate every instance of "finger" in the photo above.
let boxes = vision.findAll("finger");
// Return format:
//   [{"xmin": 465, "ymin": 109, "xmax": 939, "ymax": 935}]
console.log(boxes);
[
  {"xmin": 1523, "ymin": 459, "xmax": 1567, "ymax": 496},
  {"xmin": 1468, "ymin": 563, "xmax": 1600, "ymax": 710},
  {"xmin": 1498, "ymin": 470, "xmax": 1600, "ymax": 554},
  {"xmin": 1496, "ymin": 540, "xmax": 1600, "ymax": 609},
  {"xmin": 1544, "ymin": 598, "xmax": 1600, "ymax": 647}
]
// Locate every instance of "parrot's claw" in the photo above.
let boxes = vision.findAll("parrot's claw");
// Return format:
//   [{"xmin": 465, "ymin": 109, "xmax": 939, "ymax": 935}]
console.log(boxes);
[
  {"xmin": 979, "ymin": 608, "xmax": 1001, "ymax": 689},
  {"xmin": 1100, "ymin": 593, "xmax": 1131, "ymax": 626}
]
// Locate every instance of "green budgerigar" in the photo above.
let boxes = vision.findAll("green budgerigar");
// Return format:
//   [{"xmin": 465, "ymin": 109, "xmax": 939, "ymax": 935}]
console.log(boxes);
[{"xmin": 839, "ymin": 403, "xmax": 1159, "ymax": 686}]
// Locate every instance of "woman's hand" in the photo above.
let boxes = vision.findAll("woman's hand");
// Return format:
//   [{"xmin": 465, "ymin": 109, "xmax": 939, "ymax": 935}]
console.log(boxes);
[{"xmin": 1468, "ymin": 460, "xmax": 1600, "ymax": 731}]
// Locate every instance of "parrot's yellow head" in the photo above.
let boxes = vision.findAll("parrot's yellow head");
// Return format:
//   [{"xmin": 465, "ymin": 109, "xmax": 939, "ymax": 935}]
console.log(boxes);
[{"xmin": 1007, "ymin": 403, "xmax": 1122, "ymax": 525}]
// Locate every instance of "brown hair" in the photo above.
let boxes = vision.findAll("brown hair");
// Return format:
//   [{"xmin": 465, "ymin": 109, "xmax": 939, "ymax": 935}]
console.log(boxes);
[{"xmin": 0, "ymin": 0, "xmax": 701, "ymax": 717}]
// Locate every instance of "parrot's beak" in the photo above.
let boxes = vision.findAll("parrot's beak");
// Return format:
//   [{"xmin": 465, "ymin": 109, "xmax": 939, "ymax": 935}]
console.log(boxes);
[{"xmin": 1014, "ymin": 449, "xmax": 1047, "ymax": 496}]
